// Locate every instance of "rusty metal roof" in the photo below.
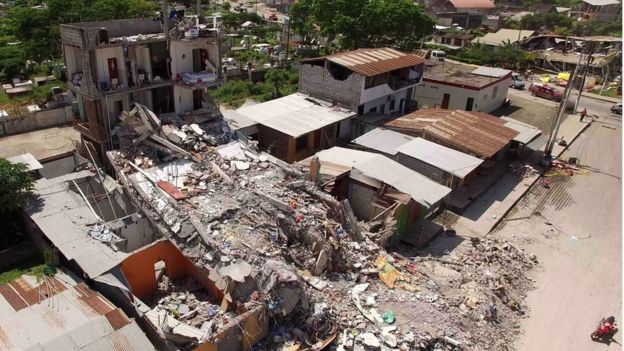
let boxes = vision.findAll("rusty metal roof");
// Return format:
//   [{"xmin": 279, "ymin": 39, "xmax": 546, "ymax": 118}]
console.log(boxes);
[
  {"xmin": 302, "ymin": 48, "xmax": 426, "ymax": 77},
  {"xmin": 105, "ymin": 309, "xmax": 131, "ymax": 331},
  {"xmin": 0, "ymin": 271, "xmax": 155, "ymax": 351},
  {"xmin": 383, "ymin": 109, "xmax": 519, "ymax": 158}
]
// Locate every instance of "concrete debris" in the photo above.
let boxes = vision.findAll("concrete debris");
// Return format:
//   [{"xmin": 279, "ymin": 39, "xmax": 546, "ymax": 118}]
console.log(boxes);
[{"xmin": 106, "ymin": 104, "xmax": 537, "ymax": 351}]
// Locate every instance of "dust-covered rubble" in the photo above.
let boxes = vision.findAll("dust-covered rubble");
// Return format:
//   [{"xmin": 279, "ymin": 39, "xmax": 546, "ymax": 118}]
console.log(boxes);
[{"xmin": 105, "ymin": 104, "xmax": 537, "ymax": 351}]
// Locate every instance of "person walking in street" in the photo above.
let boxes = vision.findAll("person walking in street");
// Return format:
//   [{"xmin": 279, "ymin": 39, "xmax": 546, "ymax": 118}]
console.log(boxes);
[{"xmin": 580, "ymin": 107, "xmax": 587, "ymax": 122}]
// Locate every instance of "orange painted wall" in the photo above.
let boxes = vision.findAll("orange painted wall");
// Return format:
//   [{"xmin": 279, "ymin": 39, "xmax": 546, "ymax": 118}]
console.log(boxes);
[{"xmin": 121, "ymin": 240, "xmax": 210, "ymax": 301}]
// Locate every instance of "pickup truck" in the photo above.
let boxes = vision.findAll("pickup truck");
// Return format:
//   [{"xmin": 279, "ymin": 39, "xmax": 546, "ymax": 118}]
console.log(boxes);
[{"xmin": 528, "ymin": 83, "xmax": 563, "ymax": 102}]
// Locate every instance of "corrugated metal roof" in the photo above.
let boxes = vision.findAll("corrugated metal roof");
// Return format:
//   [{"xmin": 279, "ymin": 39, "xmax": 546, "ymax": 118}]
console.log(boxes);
[
  {"xmin": 26, "ymin": 173, "xmax": 129, "ymax": 279},
  {"xmin": 472, "ymin": 29, "xmax": 536, "ymax": 46},
  {"xmin": 221, "ymin": 108, "xmax": 259, "ymax": 134},
  {"xmin": 303, "ymin": 48, "xmax": 426, "ymax": 77},
  {"xmin": 582, "ymin": 0, "xmax": 619, "ymax": 5},
  {"xmin": 449, "ymin": 0, "xmax": 495, "ymax": 8},
  {"xmin": 352, "ymin": 156, "xmax": 452, "ymax": 207},
  {"xmin": 396, "ymin": 138, "xmax": 483, "ymax": 178},
  {"xmin": 500, "ymin": 116, "xmax": 542, "ymax": 144},
  {"xmin": 471, "ymin": 66, "xmax": 512, "ymax": 78},
  {"xmin": 384, "ymin": 109, "xmax": 519, "ymax": 158},
  {"xmin": 0, "ymin": 271, "xmax": 155, "ymax": 351},
  {"xmin": 7, "ymin": 153, "xmax": 43, "ymax": 171},
  {"xmin": 351, "ymin": 128, "xmax": 415, "ymax": 155},
  {"xmin": 236, "ymin": 93, "xmax": 355, "ymax": 137},
  {"xmin": 301, "ymin": 147, "xmax": 379, "ymax": 178},
  {"xmin": 305, "ymin": 147, "xmax": 451, "ymax": 207}
]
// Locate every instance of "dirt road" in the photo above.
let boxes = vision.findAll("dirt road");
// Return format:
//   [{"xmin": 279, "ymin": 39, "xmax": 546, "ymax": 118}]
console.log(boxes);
[{"xmin": 494, "ymin": 119, "xmax": 622, "ymax": 350}]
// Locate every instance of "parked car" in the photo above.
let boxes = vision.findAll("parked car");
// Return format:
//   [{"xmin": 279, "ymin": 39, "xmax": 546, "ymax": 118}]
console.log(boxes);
[
  {"xmin": 611, "ymin": 102, "xmax": 622, "ymax": 115},
  {"xmin": 528, "ymin": 83, "xmax": 563, "ymax": 102},
  {"xmin": 510, "ymin": 72, "xmax": 525, "ymax": 89}
]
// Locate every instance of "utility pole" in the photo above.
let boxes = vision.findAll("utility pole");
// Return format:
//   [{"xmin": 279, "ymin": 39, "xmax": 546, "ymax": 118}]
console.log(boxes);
[
  {"xmin": 284, "ymin": 16, "xmax": 290, "ymax": 66},
  {"xmin": 573, "ymin": 42, "xmax": 596, "ymax": 114},
  {"xmin": 543, "ymin": 48, "xmax": 586, "ymax": 160}
]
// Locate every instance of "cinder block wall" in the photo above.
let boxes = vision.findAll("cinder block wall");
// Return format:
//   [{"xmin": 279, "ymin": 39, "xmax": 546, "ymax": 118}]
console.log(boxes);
[
  {"xmin": 299, "ymin": 64, "xmax": 362, "ymax": 111},
  {"xmin": 396, "ymin": 153, "xmax": 446, "ymax": 184}
]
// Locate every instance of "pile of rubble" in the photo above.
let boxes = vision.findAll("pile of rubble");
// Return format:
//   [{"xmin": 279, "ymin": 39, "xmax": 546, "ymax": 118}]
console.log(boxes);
[
  {"xmin": 148, "ymin": 276, "xmax": 225, "ymax": 331},
  {"xmin": 106, "ymin": 104, "xmax": 538, "ymax": 350}
]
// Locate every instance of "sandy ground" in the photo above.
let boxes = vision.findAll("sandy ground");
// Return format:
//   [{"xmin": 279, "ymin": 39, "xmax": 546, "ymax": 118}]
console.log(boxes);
[{"xmin": 493, "ymin": 118, "xmax": 622, "ymax": 350}]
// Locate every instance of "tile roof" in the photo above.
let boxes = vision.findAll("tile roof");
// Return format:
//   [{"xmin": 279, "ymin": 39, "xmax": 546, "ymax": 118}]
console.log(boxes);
[
  {"xmin": 383, "ymin": 109, "xmax": 519, "ymax": 158},
  {"xmin": 302, "ymin": 48, "xmax": 426, "ymax": 77}
]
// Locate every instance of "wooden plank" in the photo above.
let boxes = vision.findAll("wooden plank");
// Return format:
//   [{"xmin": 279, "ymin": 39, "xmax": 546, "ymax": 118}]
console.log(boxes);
[{"xmin": 341, "ymin": 199, "xmax": 364, "ymax": 242}]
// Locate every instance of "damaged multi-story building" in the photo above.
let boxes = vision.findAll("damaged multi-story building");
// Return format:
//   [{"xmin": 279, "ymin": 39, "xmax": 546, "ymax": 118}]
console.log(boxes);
[{"xmin": 61, "ymin": 14, "xmax": 221, "ymax": 165}]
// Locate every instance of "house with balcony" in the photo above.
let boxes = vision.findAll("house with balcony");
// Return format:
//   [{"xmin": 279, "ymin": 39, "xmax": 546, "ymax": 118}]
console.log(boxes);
[
  {"xmin": 298, "ymin": 48, "xmax": 426, "ymax": 117},
  {"xmin": 61, "ymin": 16, "xmax": 220, "ymax": 163}
]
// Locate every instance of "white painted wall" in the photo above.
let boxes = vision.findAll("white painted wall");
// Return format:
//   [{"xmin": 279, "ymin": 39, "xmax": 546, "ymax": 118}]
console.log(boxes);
[
  {"xmin": 135, "ymin": 45, "xmax": 152, "ymax": 83},
  {"xmin": 360, "ymin": 82, "xmax": 417, "ymax": 106},
  {"xmin": 105, "ymin": 94, "xmax": 130, "ymax": 123},
  {"xmin": 170, "ymin": 40, "xmax": 219, "ymax": 78},
  {"xmin": 96, "ymin": 47, "xmax": 126, "ymax": 87},
  {"xmin": 414, "ymin": 78, "xmax": 509, "ymax": 113},
  {"xmin": 174, "ymin": 85, "xmax": 195, "ymax": 114},
  {"xmin": 476, "ymin": 77, "xmax": 510, "ymax": 112},
  {"xmin": 362, "ymin": 89, "xmax": 409, "ymax": 114}
]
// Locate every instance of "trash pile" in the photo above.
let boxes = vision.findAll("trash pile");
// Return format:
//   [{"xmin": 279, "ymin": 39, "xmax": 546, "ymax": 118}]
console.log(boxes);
[
  {"xmin": 106, "ymin": 104, "xmax": 538, "ymax": 351},
  {"xmin": 508, "ymin": 163, "xmax": 539, "ymax": 178},
  {"xmin": 546, "ymin": 159, "xmax": 588, "ymax": 177}
]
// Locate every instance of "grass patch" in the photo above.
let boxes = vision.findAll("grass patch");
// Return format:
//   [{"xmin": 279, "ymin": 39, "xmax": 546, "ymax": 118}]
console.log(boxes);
[
  {"xmin": 0, "ymin": 257, "xmax": 46, "ymax": 285},
  {"xmin": 591, "ymin": 87, "xmax": 619, "ymax": 98},
  {"xmin": 0, "ymin": 79, "xmax": 67, "ymax": 110},
  {"xmin": 211, "ymin": 69, "xmax": 298, "ymax": 108}
]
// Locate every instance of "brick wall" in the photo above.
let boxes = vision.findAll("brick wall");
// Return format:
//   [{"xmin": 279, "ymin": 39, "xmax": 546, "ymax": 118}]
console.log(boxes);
[{"xmin": 298, "ymin": 64, "xmax": 363, "ymax": 111}]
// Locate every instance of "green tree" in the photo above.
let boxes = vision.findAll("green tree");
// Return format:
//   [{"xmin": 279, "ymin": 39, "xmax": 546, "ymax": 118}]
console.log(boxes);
[
  {"xmin": 0, "ymin": 46, "xmax": 27, "ymax": 78},
  {"xmin": 290, "ymin": 0, "xmax": 435, "ymax": 51},
  {"xmin": 264, "ymin": 69, "xmax": 290, "ymax": 97},
  {"xmin": 7, "ymin": 7, "xmax": 60, "ymax": 63},
  {"xmin": 0, "ymin": 158, "xmax": 34, "ymax": 214}
]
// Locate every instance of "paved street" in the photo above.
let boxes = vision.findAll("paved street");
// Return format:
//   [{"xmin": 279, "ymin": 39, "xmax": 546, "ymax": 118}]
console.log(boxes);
[
  {"xmin": 507, "ymin": 85, "xmax": 617, "ymax": 118},
  {"xmin": 494, "ymin": 116, "xmax": 622, "ymax": 350}
]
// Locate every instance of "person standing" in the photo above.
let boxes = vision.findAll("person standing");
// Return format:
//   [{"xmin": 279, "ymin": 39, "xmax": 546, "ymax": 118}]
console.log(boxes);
[{"xmin": 580, "ymin": 107, "xmax": 587, "ymax": 122}]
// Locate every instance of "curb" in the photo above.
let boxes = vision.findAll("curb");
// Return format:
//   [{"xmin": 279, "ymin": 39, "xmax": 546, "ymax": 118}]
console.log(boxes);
[
  {"xmin": 581, "ymin": 92, "xmax": 621, "ymax": 104},
  {"xmin": 486, "ymin": 120, "xmax": 594, "ymax": 235}
]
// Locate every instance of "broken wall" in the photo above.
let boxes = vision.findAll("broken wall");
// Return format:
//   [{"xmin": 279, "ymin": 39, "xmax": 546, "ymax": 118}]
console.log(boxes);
[{"xmin": 121, "ymin": 240, "xmax": 222, "ymax": 302}]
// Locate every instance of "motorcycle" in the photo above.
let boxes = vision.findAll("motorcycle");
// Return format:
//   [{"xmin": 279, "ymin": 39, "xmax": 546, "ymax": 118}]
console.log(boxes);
[{"xmin": 591, "ymin": 316, "xmax": 618, "ymax": 341}]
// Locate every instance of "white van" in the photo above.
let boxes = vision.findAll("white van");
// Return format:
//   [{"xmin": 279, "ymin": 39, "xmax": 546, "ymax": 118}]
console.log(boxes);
[
  {"xmin": 430, "ymin": 50, "xmax": 446, "ymax": 62},
  {"xmin": 510, "ymin": 72, "xmax": 525, "ymax": 89}
]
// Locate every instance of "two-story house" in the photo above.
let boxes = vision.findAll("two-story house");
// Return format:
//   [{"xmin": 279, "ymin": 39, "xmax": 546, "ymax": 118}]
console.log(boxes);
[
  {"xmin": 298, "ymin": 48, "xmax": 426, "ymax": 117},
  {"xmin": 61, "ymin": 16, "xmax": 220, "ymax": 163},
  {"xmin": 570, "ymin": 0, "xmax": 622, "ymax": 22}
]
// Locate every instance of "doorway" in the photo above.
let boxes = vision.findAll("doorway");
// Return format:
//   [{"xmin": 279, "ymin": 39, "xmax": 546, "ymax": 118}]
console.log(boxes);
[
  {"xmin": 108, "ymin": 58, "xmax": 118, "ymax": 80},
  {"xmin": 113, "ymin": 100, "xmax": 123, "ymax": 118},
  {"xmin": 465, "ymin": 97, "xmax": 474, "ymax": 111},
  {"xmin": 441, "ymin": 93, "xmax": 450, "ymax": 109}
]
